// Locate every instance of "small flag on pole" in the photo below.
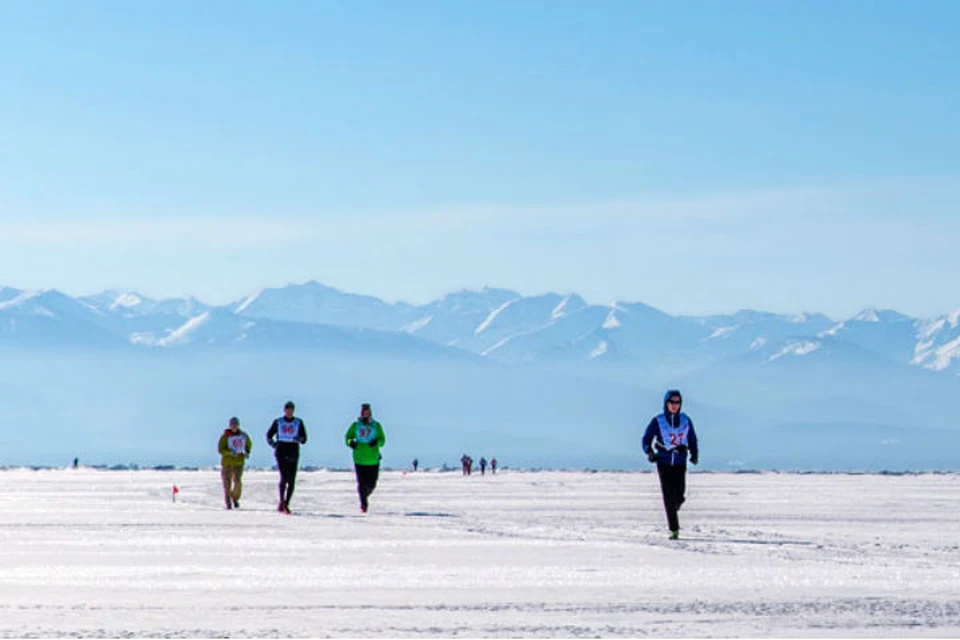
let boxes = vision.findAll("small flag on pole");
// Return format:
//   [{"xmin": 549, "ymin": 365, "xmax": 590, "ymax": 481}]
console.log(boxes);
[{"xmin": 173, "ymin": 485, "xmax": 180, "ymax": 502}]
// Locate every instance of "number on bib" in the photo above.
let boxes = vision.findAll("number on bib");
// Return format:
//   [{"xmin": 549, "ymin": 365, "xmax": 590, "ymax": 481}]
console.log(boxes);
[{"xmin": 229, "ymin": 436, "xmax": 246, "ymax": 454}]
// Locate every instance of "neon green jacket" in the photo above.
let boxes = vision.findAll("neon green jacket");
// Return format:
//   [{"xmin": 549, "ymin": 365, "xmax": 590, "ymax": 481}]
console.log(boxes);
[{"xmin": 345, "ymin": 420, "xmax": 385, "ymax": 466}]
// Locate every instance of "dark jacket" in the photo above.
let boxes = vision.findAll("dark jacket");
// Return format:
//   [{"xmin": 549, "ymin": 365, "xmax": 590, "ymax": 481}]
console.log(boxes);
[
  {"xmin": 267, "ymin": 417, "xmax": 308, "ymax": 460},
  {"xmin": 642, "ymin": 391, "xmax": 699, "ymax": 467}
]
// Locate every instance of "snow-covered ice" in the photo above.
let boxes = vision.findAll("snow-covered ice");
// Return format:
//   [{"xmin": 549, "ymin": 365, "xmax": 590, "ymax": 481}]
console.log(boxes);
[{"xmin": 1, "ymin": 469, "xmax": 958, "ymax": 637}]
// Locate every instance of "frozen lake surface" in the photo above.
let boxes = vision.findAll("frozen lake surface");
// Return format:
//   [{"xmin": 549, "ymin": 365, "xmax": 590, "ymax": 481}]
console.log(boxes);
[{"xmin": 0, "ymin": 468, "xmax": 958, "ymax": 637}]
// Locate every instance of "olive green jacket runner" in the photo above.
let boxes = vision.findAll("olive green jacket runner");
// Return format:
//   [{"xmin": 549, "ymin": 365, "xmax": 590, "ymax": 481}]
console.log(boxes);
[{"xmin": 218, "ymin": 429, "xmax": 252, "ymax": 468}]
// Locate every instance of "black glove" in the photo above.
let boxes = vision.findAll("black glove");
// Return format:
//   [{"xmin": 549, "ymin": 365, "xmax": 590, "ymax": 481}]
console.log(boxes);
[
  {"xmin": 647, "ymin": 451, "xmax": 657, "ymax": 463},
  {"xmin": 348, "ymin": 440, "xmax": 357, "ymax": 449},
  {"xmin": 690, "ymin": 455, "xmax": 698, "ymax": 466},
  {"xmin": 367, "ymin": 440, "xmax": 379, "ymax": 448}
]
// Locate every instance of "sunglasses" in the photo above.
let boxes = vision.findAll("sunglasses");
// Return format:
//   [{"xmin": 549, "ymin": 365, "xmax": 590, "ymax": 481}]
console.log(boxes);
[{"xmin": 667, "ymin": 399, "xmax": 681, "ymax": 405}]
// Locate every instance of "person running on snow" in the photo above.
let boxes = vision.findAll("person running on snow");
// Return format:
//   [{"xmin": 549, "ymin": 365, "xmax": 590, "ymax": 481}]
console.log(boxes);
[
  {"xmin": 642, "ymin": 390, "xmax": 699, "ymax": 540},
  {"xmin": 345, "ymin": 403, "xmax": 386, "ymax": 513},
  {"xmin": 218, "ymin": 416, "xmax": 251, "ymax": 510},
  {"xmin": 490, "ymin": 457, "xmax": 498, "ymax": 474},
  {"xmin": 267, "ymin": 401, "xmax": 308, "ymax": 514},
  {"xmin": 479, "ymin": 457, "xmax": 488, "ymax": 476},
  {"xmin": 412, "ymin": 458, "xmax": 419, "ymax": 472}
]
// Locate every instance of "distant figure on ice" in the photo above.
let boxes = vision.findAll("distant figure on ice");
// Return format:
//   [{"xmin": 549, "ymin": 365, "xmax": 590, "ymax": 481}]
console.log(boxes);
[
  {"xmin": 479, "ymin": 457, "xmax": 488, "ymax": 475},
  {"xmin": 461, "ymin": 454, "xmax": 473, "ymax": 476},
  {"xmin": 490, "ymin": 457, "xmax": 497, "ymax": 474},
  {"xmin": 642, "ymin": 390, "xmax": 699, "ymax": 540},
  {"xmin": 345, "ymin": 403, "xmax": 385, "ymax": 513},
  {"xmin": 72, "ymin": 457, "xmax": 79, "ymax": 469},
  {"xmin": 412, "ymin": 458, "xmax": 419, "ymax": 472},
  {"xmin": 218, "ymin": 417, "xmax": 251, "ymax": 510},
  {"xmin": 267, "ymin": 401, "xmax": 308, "ymax": 514}
]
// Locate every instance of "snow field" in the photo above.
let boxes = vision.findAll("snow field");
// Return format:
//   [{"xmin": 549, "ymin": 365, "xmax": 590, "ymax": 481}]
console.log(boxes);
[{"xmin": 0, "ymin": 469, "xmax": 958, "ymax": 637}]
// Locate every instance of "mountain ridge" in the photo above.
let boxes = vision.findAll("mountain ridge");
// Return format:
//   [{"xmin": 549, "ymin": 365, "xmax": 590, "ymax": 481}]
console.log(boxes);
[{"xmin": 3, "ymin": 280, "xmax": 959, "ymax": 376}]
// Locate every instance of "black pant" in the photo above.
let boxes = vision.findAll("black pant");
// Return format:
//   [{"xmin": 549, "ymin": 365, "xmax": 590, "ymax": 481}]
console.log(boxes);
[
  {"xmin": 277, "ymin": 455, "xmax": 299, "ymax": 505},
  {"xmin": 355, "ymin": 464, "xmax": 380, "ymax": 508},
  {"xmin": 656, "ymin": 463, "xmax": 687, "ymax": 532}
]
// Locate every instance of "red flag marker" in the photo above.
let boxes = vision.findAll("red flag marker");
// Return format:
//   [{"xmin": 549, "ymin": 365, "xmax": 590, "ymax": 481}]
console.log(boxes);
[{"xmin": 172, "ymin": 485, "xmax": 180, "ymax": 502}]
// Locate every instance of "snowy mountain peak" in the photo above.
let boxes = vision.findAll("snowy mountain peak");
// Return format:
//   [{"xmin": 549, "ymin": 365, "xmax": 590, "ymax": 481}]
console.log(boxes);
[
  {"xmin": 926, "ymin": 336, "xmax": 960, "ymax": 372},
  {"xmin": 851, "ymin": 308, "xmax": 912, "ymax": 324},
  {"xmin": 790, "ymin": 312, "xmax": 827, "ymax": 324},
  {"xmin": 551, "ymin": 294, "xmax": 586, "ymax": 320},
  {"xmin": 132, "ymin": 311, "xmax": 212, "ymax": 348},
  {"xmin": 110, "ymin": 292, "xmax": 144, "ymax": 311},
  {"xmin": 0, "ymin": 289, "xmax": 46, "ymax": 311},
  {"xmin": 949, "ymin": 309, "xmax": 960, "ymax": 329},
  {"xmin": 474, "ymin": 300, "xmax": 515, "ymax": 335},
  {"xmin": 706, "ymin": 326, "xmax": 737, "ymax": 341},
  {"xmin": 402, "ymin": 315, "xmax": 433, "ymax": 334},
  {"xmin": 602, "ymin": 309, "xmax": 622, "ymax": 330},
  {"xmin": 435, "ymin": 287, "xmax": 521, "ymax": 311},
  {"xmin": 0, "ymin": 286, "xmax": 23, "ymax": 304},
  {"xmin": 769, "ymin": 340, "xmax": 821, "ymax": 361},
  {"xmin": 234, "ymin": 290, "xmax": 262, "ymax": 315},
  {"xmin": 589, "ymin": 340, "xmax": 609, "ymax": 359}
]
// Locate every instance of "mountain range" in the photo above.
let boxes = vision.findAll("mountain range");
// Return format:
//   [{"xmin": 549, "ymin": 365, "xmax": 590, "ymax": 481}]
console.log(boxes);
[
  {"xmin": 2, "ymin": 281, "xmax": 959, "ymax": 470},
  {"xmin": 2, "ymin": 281, "xmax": 959, "ymax": 376}
]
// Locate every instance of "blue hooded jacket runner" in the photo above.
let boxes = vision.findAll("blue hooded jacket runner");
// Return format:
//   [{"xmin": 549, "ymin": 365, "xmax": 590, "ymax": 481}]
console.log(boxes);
[{"xmin": 642, "ymin": 390, "xmax": 699, "ymax": 467}]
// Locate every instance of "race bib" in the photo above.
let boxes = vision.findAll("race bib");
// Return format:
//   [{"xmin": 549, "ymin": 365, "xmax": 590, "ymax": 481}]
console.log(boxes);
[
  {"xmin": 228, "ymin": 435, "xmax": 247, "ymax": 455},
  {"xmin": 277, "ymin": 419, "xmax": 300, "ymax": 443},
  {"xmin": 355, "ymin": 422, "xmax": 377, "ymax": 444},
  {"xmin": 657, "ymin": 414, "xmax": 690, "ymax": 451}
]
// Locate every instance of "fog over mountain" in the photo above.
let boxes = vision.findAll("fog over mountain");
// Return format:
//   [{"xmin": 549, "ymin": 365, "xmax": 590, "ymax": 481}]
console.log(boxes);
[{"xmin": 2, "ymin": 281, "xmax": 958, "ymax": 470}]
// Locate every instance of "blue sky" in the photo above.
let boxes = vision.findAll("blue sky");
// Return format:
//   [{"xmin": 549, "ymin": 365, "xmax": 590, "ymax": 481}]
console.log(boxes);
[{"xmin": 0, "ymin": 0, "xmax": 958, "ymax": 317}]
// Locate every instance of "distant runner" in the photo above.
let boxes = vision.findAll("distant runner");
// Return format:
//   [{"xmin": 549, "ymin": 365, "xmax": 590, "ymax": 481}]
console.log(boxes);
[
  {"xmin": 267, "ymin": 401, "xmax": 308, "ymax": 514},
  {"xmin": 345, "ymin": 403, "xmax": 385, "ymax": 513},
  {"xmin": 412, "ymin": 458, "xmax": 419, "ymax": 472},
  {"xmin": 218, "ymin": 416, "xmax": 251, "ymax": 510},
  {"xmin": 490, "ymin": 457, "xmax": 498, "ymax": 474},
  {"xmin": 479, "ymin": 457, "xmax": 488, "ymax": 476},
  {"xmin": 642, "ymin": 390, "xmax": 699, "ymax": 540}
]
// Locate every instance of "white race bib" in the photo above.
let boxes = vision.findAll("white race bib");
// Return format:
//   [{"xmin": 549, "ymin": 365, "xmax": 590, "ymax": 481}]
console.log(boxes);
[
  {"xmin": 228, "ymin": 434, "xmax": 247, "ymax": 455},
  {"xmin": 277, "ymin": 419, "xmax": 300, "ymax": 443},
  {"xmin": 657, "ymin": 414, "xmax": 690, "ymax": 451}
]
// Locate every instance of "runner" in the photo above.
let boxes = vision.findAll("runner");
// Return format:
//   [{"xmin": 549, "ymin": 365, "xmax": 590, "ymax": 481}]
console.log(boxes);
[
  {"xmin": 218, "ymin": 416, "xmax": 251, "ymax": 510},
  {"xmin": 479, "ymin": 457, "xmax": 488, "ymax": 476},
  {"xmin": 345, "ymin": 403, "xmax": 385, "ymax": 513},
  {"xmin": 490, "ymin": 457, "xmax": 498, "ymax": 474},
  {"xmin": 642, "ymin": 390, "xmax": 699, "ymax": 540},
  {"xmin": 267, "ymin": 401, "xmax": 308, "ymax": 514}
]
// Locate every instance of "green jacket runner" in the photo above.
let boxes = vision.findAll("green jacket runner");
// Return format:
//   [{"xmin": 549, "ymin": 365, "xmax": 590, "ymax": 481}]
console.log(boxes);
[
  {"xmin": 218, "ymin": 429, "xmax": 252, "ymax": 468},
  {"xmin": 345, "ymin": 420, "xmax": 386, "ymax": 466}
]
